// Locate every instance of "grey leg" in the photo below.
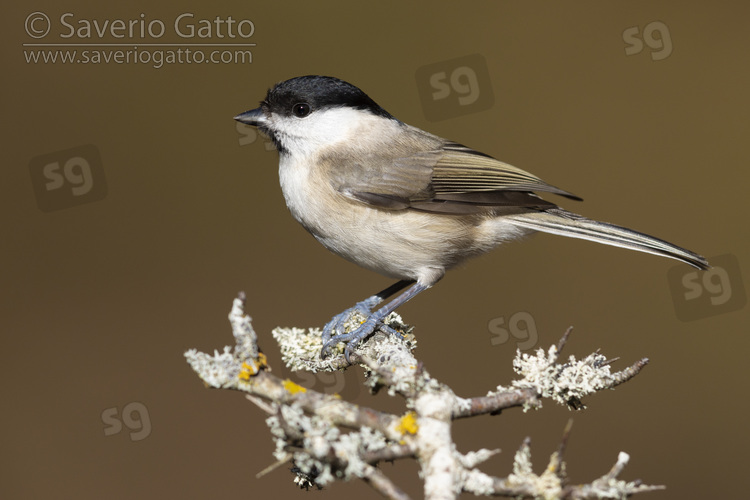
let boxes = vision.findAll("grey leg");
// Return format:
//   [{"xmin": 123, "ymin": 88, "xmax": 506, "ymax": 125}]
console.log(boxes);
[{"xmin": 321, "ymin": 281, "xmax": 427, "ymax": 361}]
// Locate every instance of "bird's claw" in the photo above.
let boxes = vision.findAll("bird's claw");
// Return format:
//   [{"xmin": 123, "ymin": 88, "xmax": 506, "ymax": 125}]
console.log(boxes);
[
  {"xmin": 321, "ymin": 299, "xmax": 374, "ymax": 344},
  {"xmin": 320, "ymin": 305, "xmax": 403, "ymax": 362}
]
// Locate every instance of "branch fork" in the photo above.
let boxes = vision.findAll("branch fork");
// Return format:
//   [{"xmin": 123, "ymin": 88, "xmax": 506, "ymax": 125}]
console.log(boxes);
[{"xmin": 185, "ymin": 293, "xmax": 662, "ymax": 499}]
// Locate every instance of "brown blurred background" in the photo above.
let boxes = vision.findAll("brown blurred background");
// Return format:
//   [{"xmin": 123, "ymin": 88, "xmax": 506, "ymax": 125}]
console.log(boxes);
[{"xmin": 3, "ymin": 1, "xmax": 748, "ymax": 498}]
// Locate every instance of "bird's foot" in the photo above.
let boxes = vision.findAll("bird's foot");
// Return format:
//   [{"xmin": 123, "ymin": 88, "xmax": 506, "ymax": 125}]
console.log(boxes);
[
  {"xmin": 320, "ymin": 296, "xmax": 379, "ymax": 345},
  {"xmin": 320, "ymin": 300, "xmax": 402, "ymax": 362}
]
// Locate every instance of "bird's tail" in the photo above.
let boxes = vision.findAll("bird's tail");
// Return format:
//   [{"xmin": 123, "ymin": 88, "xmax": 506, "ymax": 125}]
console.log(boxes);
[{"xmin": 505, "ymin": 209, "xmax": 710, "ymax": 270}]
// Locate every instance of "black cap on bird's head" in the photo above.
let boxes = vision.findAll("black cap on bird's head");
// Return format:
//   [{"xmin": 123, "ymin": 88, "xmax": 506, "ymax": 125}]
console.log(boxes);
[
  {"xmin": 234, "ymin": 75, "xmax": 393, "ymax": 127},
  {"xmin": 266, "ymin": 76, "xmax": 393, "ymax": 119}
]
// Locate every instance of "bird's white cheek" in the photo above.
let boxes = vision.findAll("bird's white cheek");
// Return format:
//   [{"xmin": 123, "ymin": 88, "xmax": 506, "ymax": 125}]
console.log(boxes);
[{"xmin": 272, "ymin": 107, "xmax": 384, "ymax": 156}]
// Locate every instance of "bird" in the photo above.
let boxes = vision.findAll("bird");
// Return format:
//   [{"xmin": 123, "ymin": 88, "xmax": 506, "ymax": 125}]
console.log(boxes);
[{"xmin": 235, "ymin": 75, "xmax": 709, "ymax": 361}]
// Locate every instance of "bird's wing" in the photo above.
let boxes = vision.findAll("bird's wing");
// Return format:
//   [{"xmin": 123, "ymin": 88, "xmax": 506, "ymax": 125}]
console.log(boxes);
[
  {"xmin": 432, "ymin": 142, "xmax": 581, "ymax": 201},
  {"xmin": 330, "ymin": 129, "xmax": 581, "ymax": 214}
]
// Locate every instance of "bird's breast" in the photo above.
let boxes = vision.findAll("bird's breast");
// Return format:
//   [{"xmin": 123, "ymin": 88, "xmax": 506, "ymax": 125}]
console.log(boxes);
[
  {"xmin": 278, "ymin": 154, "xmax": 340, "ymax": 236},
  {"xmin": 276, "ymin": 154, "xmax": 527, "ymax": 283}
]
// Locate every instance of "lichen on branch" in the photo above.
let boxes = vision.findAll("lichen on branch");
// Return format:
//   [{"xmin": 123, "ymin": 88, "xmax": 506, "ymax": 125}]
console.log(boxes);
[{"xmin": 185, "ymin": 293, "xmax": 662, "ymax": 500}]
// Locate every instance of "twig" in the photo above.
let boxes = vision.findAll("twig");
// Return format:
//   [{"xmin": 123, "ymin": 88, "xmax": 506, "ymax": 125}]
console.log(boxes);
[
  {"xmin": 185, "ymin": 293, "xmax": 661, "ymax": 499},
  {"xmin": 607, "ymin": 358, "xmax": 649, "ymax": 388},
  {"xmin": 557, "ymin": 326, "xmax": 574, "ymax": 353},
  {"xmin": 362, "ymin": 465, "xmax": 412, "ymax": 500},
  {"xmin": 454, "ymin": 388, "xmax": 540, "ymax": 419},
  {"xmin": 362, "ymin": 443, "xmax": 416, "ymax": 464}
]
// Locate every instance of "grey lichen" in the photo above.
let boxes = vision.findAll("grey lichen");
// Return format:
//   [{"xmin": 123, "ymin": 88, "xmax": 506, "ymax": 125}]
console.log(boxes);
[
  {"xmin": 184, "ymin": 346, "xmax": 241, "ymax": 389},
  {"xmin": 264, "ymin": 394, "xmax": 391, "ymax": 488},
  {"xmin": 272, "ymin": 312, "xmax": 416, "ymax": 375},
  {"xmin": 506, "ymin": 439, "xmax": 564, "ymax": 499},
  {"xmin": 228, "ymin": 292, "xmax": 259, "ymax": 360},
  {"xmin": 185, "ymin": 294, "xmax": 662, "ymax": 500},
  {"xmin": 457, "ymin": 448, "xmax": 500, "ymax": 469},
  {"xmin": 489, "ymin": 345, "xmax": 632, "ymax": 411},
  {"xmin": 184, "ymin": 294, "xmax": 261, "ymax": 388},
  {"xmin": 271, "ymin": 326, "xmax": 326, "ymax": 371}
]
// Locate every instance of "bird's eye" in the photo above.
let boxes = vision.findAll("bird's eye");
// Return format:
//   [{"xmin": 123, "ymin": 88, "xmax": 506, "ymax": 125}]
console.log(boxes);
[{"xmin": 292, "ymin": 103, "xmax": 311, "ymax": 118}]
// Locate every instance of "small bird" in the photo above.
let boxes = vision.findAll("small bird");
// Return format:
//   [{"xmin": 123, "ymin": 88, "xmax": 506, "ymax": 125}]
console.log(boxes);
[{"xmin": 235, "ymin": 75, "xmax": 709, "ymax": 360}]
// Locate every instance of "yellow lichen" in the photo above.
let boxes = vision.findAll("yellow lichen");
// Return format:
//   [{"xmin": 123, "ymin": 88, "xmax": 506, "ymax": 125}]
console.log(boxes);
[
  {"xmin": 397, "ymin": 411, "xmax": 418, "ymax": 435},
  {"xmin": 238, "ymin": 353, "xmax": 268, "ymax": 381},
  {"xmin": 283, "ymin": 379, "xmax": 307, "ymax": 394},
  {"xmin": 239, "ymin": 361, "xmax": 256, "ymax": 380}
]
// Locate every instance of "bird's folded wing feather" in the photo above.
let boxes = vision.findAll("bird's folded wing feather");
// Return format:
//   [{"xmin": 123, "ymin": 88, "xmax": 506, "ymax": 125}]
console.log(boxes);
[
  {"xmin": 331, "ymin": 134, "xmax": 581, "ymax": 214},
  {"xmin": 432, "ymin": 143, "xmax": 581, "ymax": 200}
]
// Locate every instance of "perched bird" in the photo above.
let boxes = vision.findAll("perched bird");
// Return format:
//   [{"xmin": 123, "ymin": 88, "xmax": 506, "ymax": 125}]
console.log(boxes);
[{"xmin": 235, "ymin": 75, "xmax": 709, "ymax": 360}]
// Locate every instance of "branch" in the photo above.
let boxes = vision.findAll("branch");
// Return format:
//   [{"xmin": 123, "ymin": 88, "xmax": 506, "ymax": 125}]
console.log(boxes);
[
  {"xmin": 185, "ymin": 293, "xmax": 661, "ymax": 499},
  {"xmin": 481, "ymin": 328, "xmax": 650, "ymax": 412}
]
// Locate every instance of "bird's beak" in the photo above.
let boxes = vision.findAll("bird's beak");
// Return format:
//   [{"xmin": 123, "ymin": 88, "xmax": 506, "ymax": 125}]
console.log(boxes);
[{"xmin": 234, "ymin": 107, "xmax": 266, "ymax": 127}]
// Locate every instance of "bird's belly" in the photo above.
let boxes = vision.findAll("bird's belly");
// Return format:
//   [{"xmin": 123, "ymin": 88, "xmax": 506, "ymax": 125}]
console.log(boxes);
[
  {"xmin": 312, "ymin": 208, "xmax": 464, "ymax": 281},
  {"xmin": 287, "ymin": 189, "xmax": 493, "ymax": 281},
  {"xmin": 279, "ymin": 158, "xmax": 529, "ymax": 283}
]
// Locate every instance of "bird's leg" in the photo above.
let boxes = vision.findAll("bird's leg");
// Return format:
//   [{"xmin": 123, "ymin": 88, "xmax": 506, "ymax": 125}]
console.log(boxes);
[
  {"xmin": 321, "ymin": 281, "xmax": 428, "ymax": 362},
  {"xmin": 320, "ymin": 280, "xmax": 412, "ymax": 348}
]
